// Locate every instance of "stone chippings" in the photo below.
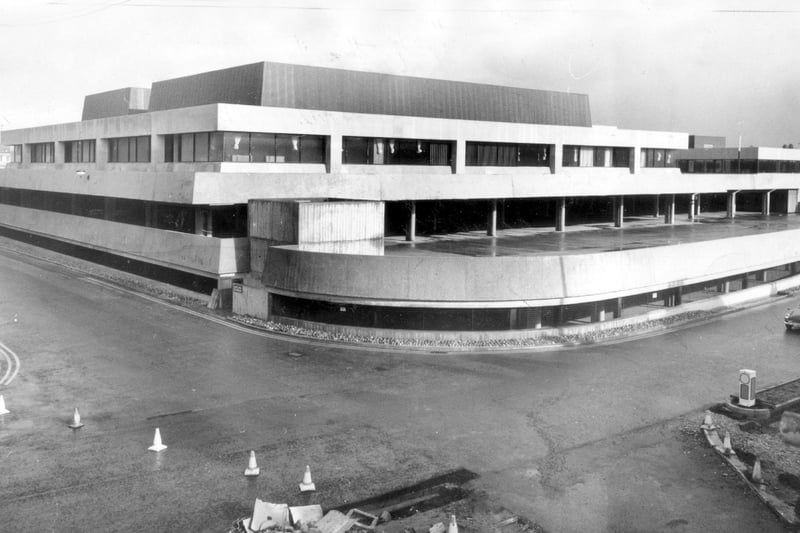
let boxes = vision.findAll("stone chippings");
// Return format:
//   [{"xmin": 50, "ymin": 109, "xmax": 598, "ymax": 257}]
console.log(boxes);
[{"xmin": 231, "ymin": 311, "xmax": 711, "ymax": 349}]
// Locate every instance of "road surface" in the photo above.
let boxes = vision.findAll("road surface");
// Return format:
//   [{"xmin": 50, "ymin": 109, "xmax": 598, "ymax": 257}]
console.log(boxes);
[{"xmin": 0, "ymin": 246, "xmax": 794, "ymax": 532}]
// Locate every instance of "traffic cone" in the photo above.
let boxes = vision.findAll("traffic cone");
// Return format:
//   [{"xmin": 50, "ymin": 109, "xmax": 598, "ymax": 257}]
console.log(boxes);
[
  {"xmin": 0, "ymin": 395, "xmax": 8, "ymax": 415},
  {"xmin": 448, "ymin": 514, "xmax": 459, "ymax": 533},
  {"xmin": 722, "ymin": 431, "xmax": 733, "ymax": 456},
  {"xmin": 244, "ymin": 451, "xmax": 260, "ymax": 477},
  {"xmin": 701, "ymin": 411, "xmax": 715, "ymax": 430},
  {"xmin": 148, "ymin": 428, "xmax": 167, "ymax": 451},
  {"xmin": 299, "ymin": 465, "xmax": 316, "ymax": 492},
  {"xmin": 68, "ymin": 407, "xmax": 84, "ymax": 429},
  {"xmin": 752, "ymin": 458, "xmax": 764, "ymax": 484}
]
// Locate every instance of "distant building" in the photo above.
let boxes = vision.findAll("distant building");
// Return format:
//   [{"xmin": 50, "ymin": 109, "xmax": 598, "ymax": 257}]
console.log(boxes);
[
  {"xmin": 0, "ymin": 145, "xmax": 11, "ymax": 168},
  {"xmin": 2, "ymin": 61, "xmax": 800, "ymax": 336}
]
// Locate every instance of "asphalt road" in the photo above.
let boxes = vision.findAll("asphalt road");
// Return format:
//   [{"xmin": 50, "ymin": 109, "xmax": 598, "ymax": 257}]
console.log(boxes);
[{"xmin": 0, "ymin": 247, "xmax": 796, "ymax": 532}]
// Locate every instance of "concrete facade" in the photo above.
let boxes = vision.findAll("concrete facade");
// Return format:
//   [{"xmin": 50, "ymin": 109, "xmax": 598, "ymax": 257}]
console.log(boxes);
[{"xmin": 3, "ymin": 61, "xmax": 800, "ymax": 333}]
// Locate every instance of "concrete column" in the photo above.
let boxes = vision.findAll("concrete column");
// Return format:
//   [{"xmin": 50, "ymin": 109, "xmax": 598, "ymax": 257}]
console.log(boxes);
[
  {"xmin": 664, "ymin": 194, "xmax": 676, "ymax": 225},
  {"xmin": 593, "ymin": 302, "xmax": 606, "ymax": 322},
  {"xmin": 95, "ymin": 138, "xmax": 108, "ymax": 167},
  {"xmin": 550, "ymin": 143, "xmax": 562, "ymax": 174},
  {"xmin": 453, "ymin": 139, "xmax": 466, "ymax": 174},
  {"xmin": 674, "ymin": 287, "xmax": 682, "ymax": 306},
  {"xmin": 785, "ymin": 189, "xmax": 799, "ymax": 214},
  {"xmin": 531, "ymin": 308, "xmax": 542, "ymax": 329},
  {"xmin": 614, "ymin": 297, "xmax": 623, "ymax": 319},
  {"xmin": 613, "ymin": 196, "xmax": 624, "ymax": 228},
  {"xmin": 792, "ymin": 263, "xmax": 799, "ymax": 276},
  {"xmin": 487, "ymin": 199, "xmax": 497, "ymax": 236},
  {"xmin": 654, "ymin": 194, "xmax": 660, "ymax": 217},
  {"xmin": 103, "ymin": 198, "xmax": 115, "ymax": 220},
  {"xmin": 630, "ymin": 146, "xmax": 640, "ymax": 174},
  {"xmin": 688, "ymin": 194, "xmax": 696, "ymax": 221},
  {"xmin": 762, "ymin": 191, "xmax": 772, "ymax": 216},
  {"xmin": 727, "ymin": 191, "xmax": 737, "ymax": 218},
  {"xmin": 555, "ymin": 197, "xmax": 566, "ymax": 232},
  {"xmin": 719, "ymin": 280, "xmax": 731, "ymax": 293},
  {"xmin": 151, "ymin": 134, "xmax": 164, "ymax": 164},
  {"xmin": 145, "ymin": 203, "xmax": 155, "ymax": 228},
  {"xmin": 757, "ymin": 270, "xmax": 768, "ymax": 282},
  {"xmin": 326, "ymin": 134, "xmax": 342, "ymax": 173},
  {"xmin": 742, "ymin": 273, "xmax": 749, "ymax": 289},
  {"xmin": 557, "ymin": 306, "xmax": 566, "ymax": 325},
  {"xmin": 695, "ymin": 194, "xmax": 702, "ymax": 216},
  {"xmin": 54, "ymin": 141, "xmax": 65, "ymax": 164},
  {"xmin": 406, "ymin": 201, "xmax": 416, "ymax": 242}
]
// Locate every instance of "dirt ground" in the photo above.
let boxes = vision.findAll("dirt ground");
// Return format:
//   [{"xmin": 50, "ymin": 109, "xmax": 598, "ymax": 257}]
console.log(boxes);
[{"xmin": 712, "ymin": 410, "xmax": 800, "ymax": 521}]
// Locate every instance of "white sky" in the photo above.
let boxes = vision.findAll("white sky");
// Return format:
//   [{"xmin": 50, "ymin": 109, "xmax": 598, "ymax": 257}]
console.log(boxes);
[{"xmin": 1, "ymin": 0, "xmax": 799, "ymax": 147}]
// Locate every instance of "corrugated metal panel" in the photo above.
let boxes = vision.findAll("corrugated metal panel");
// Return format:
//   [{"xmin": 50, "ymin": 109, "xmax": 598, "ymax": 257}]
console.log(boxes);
[
  {"xmin": 149, "ymin": 62, "xmax": 264, "ymax": 112},
  {"xmin": 146, "ymin": 61, "xmax": 591, "ymax": 126},
  {"xmin": 81, "ymin": 87, "xmax": 151, "ymax": 121},
  {"xmin": 298, "ymin": 201, "xmax": 384, "ymax": 244},
  {"xmin": 248, "ymin": 200, "xmax": 298, "ymax": 242}
]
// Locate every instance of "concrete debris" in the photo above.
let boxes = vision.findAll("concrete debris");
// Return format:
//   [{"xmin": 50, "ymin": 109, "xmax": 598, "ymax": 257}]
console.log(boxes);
[
  {"xmin": 316, "ymin": 510, "xmax": 357, "ymax": 533},
  {"xmin": 428, "ymin": 522, "xmax": 446, "ymax": 533},
  {"xmin": 290, "ymin": 505, "xmax": 324, "ymax": 529},
  {"xmin": 250, "ymin": 500, "xmax": 290, "ymax": 531}
]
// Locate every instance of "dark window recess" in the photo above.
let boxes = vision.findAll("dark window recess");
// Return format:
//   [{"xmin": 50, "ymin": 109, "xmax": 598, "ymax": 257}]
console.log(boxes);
[
  {"xmin": 211, "ymin": 205, "xmax": 247, "ymax": 238},
  {"xmin": 343, "ymin": 137, "xmax": 452, "ymax": 166},
  {"xmin": 30, "ymin": 142, "xmax": 55, "ymax": 163},
  {"xmin": 154, "ymin": 204, "xmax": 195, "ymax": 233},
  {"xmin": 65, "ymin": 140, "xmax": 96, "ymax": 163},
  {"xmin": 108, "ymin": 136, "xmax": 150, "ymax": 163},
  {"xmin": 466, "ymin": 142, "xmax": 549, "ymax": 167},
  {"xmin": 270, "ymin": 294, "xmax": 513, "ymax": 331},
  {"xmin": 165, "ymin": 131, "xmax": 325, "ymax": 163},
  {"xmin": 0, "ymin": 187, "xmax": 246, "ymax": 237}
]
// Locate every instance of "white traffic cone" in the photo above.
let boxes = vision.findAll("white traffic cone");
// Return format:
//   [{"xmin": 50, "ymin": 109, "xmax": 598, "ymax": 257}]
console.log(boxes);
[
  {"xmin": 68, "ymin": 407, "xmax": 84, "ymax": 429},
  {"xmin": 448, "ymin": 514, "xmax": 459, "ymax": 533},
  {"xmin": 299, "ymin": 465, "xmax": 316, "ymax": 492},
  {"xmin": 722, "ymin": 431, "xmax": 733, "ymax": 456},
  {"xmin": 701, "ymin": 411, "xmax": 715, "ymax": 430},
  {"xmin": 0, "ymin": 395, "xmax": 8, "ymax": 415},
  {"xmin": 752, "ymin": 458, "xmax": 764, "ymax": 484},
  {"xmin": 244, "ymin": 451, "xmax": 260, "ymax": 477},
  {"xmin": 148, "ymin": 428, "xmax": 167, "ymax": 451}
]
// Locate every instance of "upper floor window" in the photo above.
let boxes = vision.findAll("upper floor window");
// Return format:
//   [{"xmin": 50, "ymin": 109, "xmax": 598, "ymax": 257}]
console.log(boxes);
[
  {"xmin": 13, "ymin": 145, "xmax": 22, "ymax": 163},
  {"xmin": 30, "ymin": 142, "xmax": 54, "ymax": 163},
  {"xmin": 164, "ymin": 131, "xmax": 326, "ymax": 164},
  {"xmin": 563, "ymin": 145, "xmax": 631, "ymax": 168},
  {"xmin": 343, "ymin": 137, "xmax": 451, "ymax": 165},
  {"xmin": 64, "ymin": 140, "xmax": 96, "ymax": 163},
  {"xmin": 108, "ymin": 136, "xmax": 150, "ymax": 163},
  {"xmin": 465, "ymin": 142, "xmax": 549, "ymax": 167},
  {"xmin": 640, "ymin": 148, "xmax": 677, "ymax": 168}
]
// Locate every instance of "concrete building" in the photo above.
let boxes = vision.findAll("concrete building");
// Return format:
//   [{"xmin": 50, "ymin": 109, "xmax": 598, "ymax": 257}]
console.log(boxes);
[{"xmin": 2, "ymin": 61, "xmax": 800, "ymax": 337}]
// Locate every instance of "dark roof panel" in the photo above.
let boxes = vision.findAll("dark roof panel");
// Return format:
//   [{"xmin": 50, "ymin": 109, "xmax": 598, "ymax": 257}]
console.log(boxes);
[
  {"xmin": 82, "ymin": 87, "xmax": 150, "ymax": 121},
  {"xmin": 148, "ymin": 62, "xmax": 264, "ymax": 112},
  {"xmin": 146, "ymin": 61, "xmax": 592, "ymax": 127}
]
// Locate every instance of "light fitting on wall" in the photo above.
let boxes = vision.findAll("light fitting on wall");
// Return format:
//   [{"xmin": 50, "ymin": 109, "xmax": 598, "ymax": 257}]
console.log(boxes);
[
  {"xmin": 292, "ymin": 136, "xmax": 299, "ymax": 151},
  {"xmin": 389, "ymin": 140, "xmax": 395, "ymax": 154},
  {"xmin": 416, "ymin": 140, "xmax": 423, "ymax": 154},
  {"xmin": 376, "ymin": 140, "xmax": 383, "ymax": 155},
  {"xmin": 76, "ymin": 170, "xmax": 89, "ymax": 180}
]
